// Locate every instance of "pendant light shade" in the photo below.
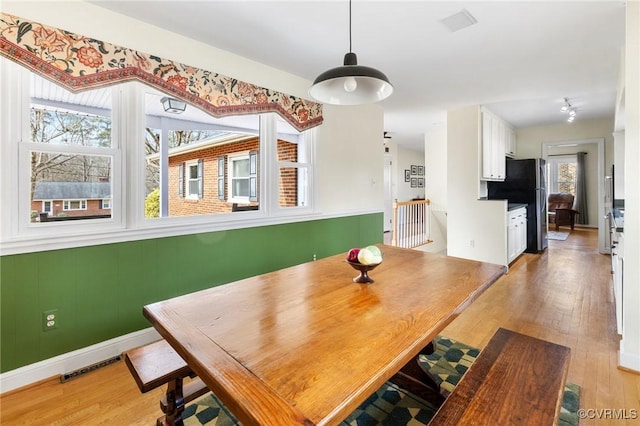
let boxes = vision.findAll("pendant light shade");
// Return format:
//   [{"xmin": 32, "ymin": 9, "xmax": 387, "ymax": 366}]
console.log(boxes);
[
  {"xmin": 309, "ymin": 52, "xmax": 393, "ymax": 105},
  {"xmin": 309, "ymin": 1, "xmax": 393, "ymax": 105}
]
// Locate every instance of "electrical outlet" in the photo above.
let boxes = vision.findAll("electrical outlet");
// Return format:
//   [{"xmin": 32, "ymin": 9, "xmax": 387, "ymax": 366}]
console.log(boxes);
[
  {"xmin": 42, "ymin": 309, "xmax": 58, "ymax": 331},
  {"xmin": 469, "ymin": 239, "xmax": 475, "ymax": 248}
]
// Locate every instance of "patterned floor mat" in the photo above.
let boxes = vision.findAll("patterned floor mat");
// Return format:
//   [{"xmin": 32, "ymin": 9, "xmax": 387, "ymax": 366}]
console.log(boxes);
[{"xmin": 181, "ymin": 335, "xmax": 580, "ymax": 425}]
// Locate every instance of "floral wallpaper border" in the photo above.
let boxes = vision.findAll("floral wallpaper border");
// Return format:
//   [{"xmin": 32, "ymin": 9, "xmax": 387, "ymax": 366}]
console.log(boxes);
[{"xmin": 0, "ymin": 12, "xmax": 323, "ymax": 131}]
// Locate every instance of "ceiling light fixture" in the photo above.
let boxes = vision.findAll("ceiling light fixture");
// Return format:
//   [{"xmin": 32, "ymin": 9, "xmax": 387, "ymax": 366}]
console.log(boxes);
[
  {"xmin": 309, "ymin": 0, "xmax": 393, "ymax": 105},
  {"xmin": 161, "ymin": 97, "xmax": 186, "ymax": 114}
]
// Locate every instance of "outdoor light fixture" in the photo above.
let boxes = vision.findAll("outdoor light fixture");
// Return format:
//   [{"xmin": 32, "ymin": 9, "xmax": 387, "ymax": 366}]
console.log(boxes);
[
  {"xmin": 161, "ymin": 97, "xmax": 186, "ymax": 114},
  {"xmin": 309, "ymin": 0, "xmax": 393, "ymax": 105},
  {"xmin": 560, "ymin": 97, "xmax": 577, "ymax": 122}
]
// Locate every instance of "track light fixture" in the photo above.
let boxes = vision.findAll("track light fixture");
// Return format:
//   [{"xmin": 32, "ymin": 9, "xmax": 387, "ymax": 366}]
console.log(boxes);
[
  {"xmin": 309, "ymin": 0, "xmax": 393, "ymax": 105},
  {"xmin": 560, "ymin": 97, "xmax": 576, "ymax": 123}
]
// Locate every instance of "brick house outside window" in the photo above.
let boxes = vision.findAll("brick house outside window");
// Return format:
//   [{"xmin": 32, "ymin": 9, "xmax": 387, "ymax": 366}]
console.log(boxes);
[
  {"xmin": 31, "ymin": 182, "xmax": 112, "ymax": 221},
  {"xmin": 167, "ymin": 135, "xmax": 298, "ymax": 216}
]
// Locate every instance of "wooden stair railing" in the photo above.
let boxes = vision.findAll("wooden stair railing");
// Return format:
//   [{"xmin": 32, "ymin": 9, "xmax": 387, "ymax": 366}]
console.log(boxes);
[{"xmin": 391, "ymin": 198, "xmax": 432, "ymax": 248}]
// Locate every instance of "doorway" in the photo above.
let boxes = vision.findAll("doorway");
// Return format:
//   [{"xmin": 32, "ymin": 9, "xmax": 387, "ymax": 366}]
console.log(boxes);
[{"xmin": 542, "ymin": 138, "xmax": 606, "ymax": 253}]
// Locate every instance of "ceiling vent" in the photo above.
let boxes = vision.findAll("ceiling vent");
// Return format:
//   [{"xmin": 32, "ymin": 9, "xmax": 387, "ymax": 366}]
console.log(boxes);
[{"xmin": 441, "ymin": 9, "xmax": 478, "ymax": 33}]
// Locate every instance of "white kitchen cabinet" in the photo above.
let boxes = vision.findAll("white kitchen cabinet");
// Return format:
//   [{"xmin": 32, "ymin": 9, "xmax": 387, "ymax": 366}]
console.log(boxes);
[
  {"xmin": 481, "ymin": 109, "xmax": 509, "ymax": 180},
  {"xmin": 611, "ymin": 229, "xmax": 624, "ymax": 334},
  {"xmin": 507, "ymin": 207, "xmax": 527, "ymax": 264},
  {"xmin": 506, "ymin": 126, "xmax": 517, "ymax": 158}
]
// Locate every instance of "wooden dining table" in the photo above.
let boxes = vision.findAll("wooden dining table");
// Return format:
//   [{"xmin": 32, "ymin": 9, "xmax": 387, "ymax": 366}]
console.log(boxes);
[{"xmin": 143, "ymin": 244, "xmax": 506, "ymax": 426}]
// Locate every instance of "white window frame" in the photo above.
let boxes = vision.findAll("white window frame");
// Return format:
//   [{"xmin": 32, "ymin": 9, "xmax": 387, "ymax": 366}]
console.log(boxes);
[
  {"xmin": 185, "ymin": 160, "xmax": 202, "ymax": 200},
  {"xmin": 0, "ymin": 60, "xmax": 316, "ymax": 255},
  {"xmin": 0, "ymin": 58, "xmax": 123, "ymax": 244},
  {"xmin": 548, "ymin": 155, "xmax": 577, "ymax": 194},
  {"xmin": 273, "ymin": 116, "xmax": 313, "ymax": 211},
  {"xmin": 101, "ymin": 199, "xmax": 112, "ymax": 210},
  {"xmin": 63, "ymin": 200, "xmax": 87, "ymax": 211},
  {"xmin": 227, "ymin": 152, "xmax": 251, "ymax": 204}
]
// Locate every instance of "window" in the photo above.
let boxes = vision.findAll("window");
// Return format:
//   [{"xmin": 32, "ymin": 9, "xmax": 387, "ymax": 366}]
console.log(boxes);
[
  {"xmin": 1, "ymin": 57, "xmax": 315, "ymax": 251},
  {"xmin": 548, "ymin": 156, "xmax": 577, "ymax": 195},
  {"xmin": 184, "ymin": 160, "xmax": 203, "ymax": 200},
  {"xmin": 276, "ymin": 118, "xmax": 311, "ymax": 208},
  {"xmin": 25, "ymin": 70, "xmax": 115, "ymax": 225},
  {"xmin": 228, "ymin": 153, "xmax": 250, "ymax": 203},
  {"xmin": 63, "ymin": 200, "xmax": 87, "ymax": 211},
  {"xmin": 143, "ymin": 87, "xmax": 261, "ymax": 218}
]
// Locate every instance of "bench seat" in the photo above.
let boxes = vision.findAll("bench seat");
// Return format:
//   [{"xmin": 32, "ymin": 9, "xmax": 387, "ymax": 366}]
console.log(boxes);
[
  {"xmin": 125, "ymin": 339, "xmax": 209, "ymax": 426},
  {"xmin": 428, "ymin": 327, "xmax": 571, "ymax": 425}
]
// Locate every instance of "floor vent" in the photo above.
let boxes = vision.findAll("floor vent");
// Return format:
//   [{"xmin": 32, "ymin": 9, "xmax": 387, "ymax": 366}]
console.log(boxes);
[{"xmin": 59, "ymin": 354, "xmax": 122, "ymax": 383}]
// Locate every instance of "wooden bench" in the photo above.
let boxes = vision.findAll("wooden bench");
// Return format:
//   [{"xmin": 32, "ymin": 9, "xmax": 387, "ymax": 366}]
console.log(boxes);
[
  {"xmin": 428, "ymin": 327, "xmax": 571, "ymax": 425},
  {"xmin": 124, "ymin": 340, "xmax": 210, "ymax": 426}
]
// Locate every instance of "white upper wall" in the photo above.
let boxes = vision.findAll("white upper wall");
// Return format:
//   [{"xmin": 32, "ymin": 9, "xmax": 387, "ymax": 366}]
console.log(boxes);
[
  {"xmin": 516, "ymin": 117, "xmax": 614, "ymax": 167},
  {"xmin": 315, "ymin": 105, "xmax": 384, "ymax": 213},
  {"xmin": 1, "ymin": 1, "xmax": 385, "ymax": 217},
  {"xmin": 516, "ymin": 117, "xmax": 614, "ymax": 228},
  {"xmin": 395, "ymin": 147, "xmax": 425, "ymax": 202},
  {"xmin": 447, "ymin": 106, "xmax": 507, "ymax": 266},
  {"xmin": 425, "ymin": 128, "xmax": 447, "ymax": 212}
]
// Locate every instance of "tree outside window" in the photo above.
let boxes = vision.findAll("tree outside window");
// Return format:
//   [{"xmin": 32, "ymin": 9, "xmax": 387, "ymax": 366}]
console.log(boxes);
[
  {"xmin": 549, "ymin": 156, "xmax": 577, "ymax": 195},
  {"xmin": 29, "ymin": 73, "xmax": 114, "ymax": 222}
]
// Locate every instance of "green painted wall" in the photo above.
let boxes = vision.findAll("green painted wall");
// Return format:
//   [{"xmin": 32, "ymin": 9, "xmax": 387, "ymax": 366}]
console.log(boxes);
[{"xmin": 0, "ymin": 214, "xmax": 382, "ymax": 372}]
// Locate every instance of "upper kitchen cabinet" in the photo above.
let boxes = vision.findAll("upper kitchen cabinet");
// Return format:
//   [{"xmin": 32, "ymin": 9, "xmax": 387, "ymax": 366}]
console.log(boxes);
[
  {"xmin": 481, "ymin": 108, "xmax": 516, "ymax": 181},
  {"xmin": 506, "ymin": 126, "xmax": 517, "ymax": 158},
  {"xmin": 613, "ymin": 51, "xmax": 625, "ymax": 201},
  {"xmin": 613, "ymin": 131, "xmax": 625, "ymax": 200}
]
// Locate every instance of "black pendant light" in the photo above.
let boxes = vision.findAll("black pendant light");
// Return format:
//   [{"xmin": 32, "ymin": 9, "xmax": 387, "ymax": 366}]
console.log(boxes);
[{"xmin": 309, "ymin": 0, "xmax": 393, "ymax": 105}]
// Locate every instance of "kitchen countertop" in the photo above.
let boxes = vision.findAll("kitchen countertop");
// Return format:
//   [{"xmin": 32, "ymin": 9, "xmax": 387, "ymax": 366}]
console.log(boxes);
[{"xmin": 508, "ymin": 203, "xmax": 528, "ymax": 211}]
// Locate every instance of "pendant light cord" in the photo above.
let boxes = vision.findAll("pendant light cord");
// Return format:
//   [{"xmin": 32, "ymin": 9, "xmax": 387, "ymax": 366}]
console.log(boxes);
[{"xmin": 349, "ymin": 0, "xmax": 352, "ymax": 53}]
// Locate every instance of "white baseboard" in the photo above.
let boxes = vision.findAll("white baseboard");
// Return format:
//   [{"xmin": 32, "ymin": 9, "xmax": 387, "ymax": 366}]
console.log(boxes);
[
  {"xmin": 620, "ymin": 340, "xmax": 640, "ymax": 373},
  {"xmin": 0, "ymin": 327, "xmax": 161, "ymax": 394}
]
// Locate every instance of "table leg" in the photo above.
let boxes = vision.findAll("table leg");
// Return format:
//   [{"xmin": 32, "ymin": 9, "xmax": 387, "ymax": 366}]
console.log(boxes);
[
  {"xmin": 159, "ymin": 378, "xmax": 185, "ymax": 426},
  {"xmin": 389, "ymin": 341, "xmax": 445, "ymax": 405}
]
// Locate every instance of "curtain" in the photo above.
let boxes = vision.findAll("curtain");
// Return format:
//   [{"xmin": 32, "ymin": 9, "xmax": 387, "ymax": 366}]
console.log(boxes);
[
  {"xmin": 0, "ymin": 12, "xmax": 322, "ymax": 132},
  {"xmin": 574, "ymin": 152, "xmax": 588, "ymax": 224}
]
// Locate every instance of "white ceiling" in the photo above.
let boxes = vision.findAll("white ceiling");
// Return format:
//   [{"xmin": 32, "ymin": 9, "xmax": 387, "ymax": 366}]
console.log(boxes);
[{"xmin": 89, "ymin": 0, "xmax": 626, "ymax": 151}]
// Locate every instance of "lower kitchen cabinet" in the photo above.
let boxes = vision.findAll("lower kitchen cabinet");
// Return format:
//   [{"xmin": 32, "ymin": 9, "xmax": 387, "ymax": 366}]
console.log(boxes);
[
  {"xmin": 508, "ymin": 207, "xmax": 527, "ymax": 264},
  {"xmin": 611, "ymin": 231, "xmax": 624, "ymax": 334}
]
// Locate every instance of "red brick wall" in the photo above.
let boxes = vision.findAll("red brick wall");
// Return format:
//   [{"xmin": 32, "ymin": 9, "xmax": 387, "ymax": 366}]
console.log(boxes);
[{"xmin": 168, "ymin": 138, "xmax": 299, "ymax": 216}]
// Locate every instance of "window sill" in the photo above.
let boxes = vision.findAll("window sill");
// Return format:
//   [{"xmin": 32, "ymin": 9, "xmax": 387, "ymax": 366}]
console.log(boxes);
[{"xmin": 0, "ymin": 209, "xmax": 336, "ymax": 256}]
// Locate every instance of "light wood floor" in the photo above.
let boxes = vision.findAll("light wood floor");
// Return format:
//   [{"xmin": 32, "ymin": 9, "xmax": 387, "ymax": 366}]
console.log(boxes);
[
  {"xmin": 443, "ymin": 227, "xmax": 640, "ymax": 425},
  {"xmin": 1, "ymin": 228, "xmax": 638, "ymax": 425}
]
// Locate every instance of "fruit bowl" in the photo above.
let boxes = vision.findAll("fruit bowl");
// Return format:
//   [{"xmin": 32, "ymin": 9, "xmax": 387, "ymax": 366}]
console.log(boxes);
[{"xmin": 346, "ymin": 260, "xmax": 382, "ymax": 284}]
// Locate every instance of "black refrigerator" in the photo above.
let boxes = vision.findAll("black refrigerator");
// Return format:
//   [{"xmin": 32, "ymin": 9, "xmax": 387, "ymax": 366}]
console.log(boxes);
[{"xmin": 487, "ymin": 158, "xmax": 548, "ymax": 253}]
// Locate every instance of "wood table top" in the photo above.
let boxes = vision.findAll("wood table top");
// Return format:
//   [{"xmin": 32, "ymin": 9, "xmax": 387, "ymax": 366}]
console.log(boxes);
[{"xmin": 143, "ymin": 245, "xmax": 506, "ymax": 426}]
